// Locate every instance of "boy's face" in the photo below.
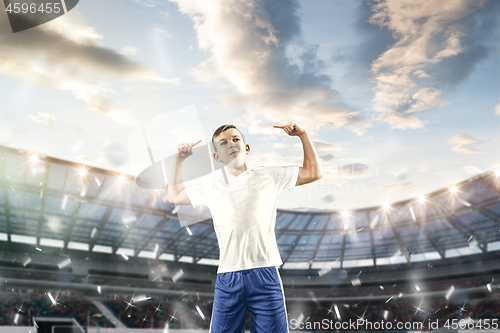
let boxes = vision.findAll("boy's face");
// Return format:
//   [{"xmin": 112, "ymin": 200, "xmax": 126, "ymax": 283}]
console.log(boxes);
[{"xmin": 213, "ymin": 128, "xmax": 250, "ymax": 166}]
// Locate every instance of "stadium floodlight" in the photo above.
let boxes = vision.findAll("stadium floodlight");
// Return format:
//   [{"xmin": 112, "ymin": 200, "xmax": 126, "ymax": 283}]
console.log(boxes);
[
  {"xmin": 29, "ymin": 153, "xmax": 39, "ymax": 163},
  {"xmin": 78, "ymin": 166, "xmax": 87, "ymax": 177},
  {"xmin": 118, "ymin": 174, "xmax": 127, "ymax": 184},
  {"xmin": 449, "ymin": 185, "xmax": 457, "ymax": 194},
  {"xmin": 383, "ymin": 203, "xmax": 390, "ymax": 211},
  {"xmin": 495, "ymin": 169, "xmax": 500, "ymax": 177},
  {"xmin": 418, "ymin": 195, "xmax": 425, "ymax": 203},
  {"xmin": 342, "ymin": 210, "xmax": 349, "ymax": 218}
]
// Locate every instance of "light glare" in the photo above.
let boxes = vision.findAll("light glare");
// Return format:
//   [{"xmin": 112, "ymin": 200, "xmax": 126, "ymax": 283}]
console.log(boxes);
[
  {"xmin": 78, "ymin": 167, "xmax": 87, "ymax": 176},
  {"xmin": 30, "ymin": 154, "xmax": 39, "ymax": 163}
]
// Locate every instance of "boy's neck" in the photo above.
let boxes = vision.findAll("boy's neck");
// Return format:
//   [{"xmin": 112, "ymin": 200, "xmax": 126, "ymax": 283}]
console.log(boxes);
[{"xmin": 224, "ymin": 163, "xmax": 248, "ymax": 177}]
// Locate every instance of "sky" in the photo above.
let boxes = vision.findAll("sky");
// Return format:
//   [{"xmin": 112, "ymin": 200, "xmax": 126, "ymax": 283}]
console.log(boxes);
[{"xmin": 0, "ymin": 0, "xmax": 498, "ymax": 211}]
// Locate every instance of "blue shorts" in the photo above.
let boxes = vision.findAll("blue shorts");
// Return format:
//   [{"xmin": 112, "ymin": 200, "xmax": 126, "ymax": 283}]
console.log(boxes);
[{"xmin": 209, "ymin": 266, "xmax": 288, "ymax": 333}]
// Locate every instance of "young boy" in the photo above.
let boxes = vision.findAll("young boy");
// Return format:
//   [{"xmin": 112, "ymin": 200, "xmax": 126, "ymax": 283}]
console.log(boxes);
[{"xmin": 168, "ymin": 122, "xmax": 323, "ymax": 333}]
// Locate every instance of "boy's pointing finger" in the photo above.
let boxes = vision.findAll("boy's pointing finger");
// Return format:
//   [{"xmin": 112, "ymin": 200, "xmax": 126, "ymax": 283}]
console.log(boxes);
[
  {"xmin": 191, "ymin": 139, "xmax": 202, "ymax": 147},
  {"xmin": 273, "ymin": 125, "xmax": 285, "ymax": 129}
]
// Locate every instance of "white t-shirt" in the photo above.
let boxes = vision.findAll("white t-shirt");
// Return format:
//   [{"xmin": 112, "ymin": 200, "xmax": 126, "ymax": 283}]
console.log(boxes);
[{"xmin": 185, "ymin": 166, "xmax": 299, "ymax": 273}]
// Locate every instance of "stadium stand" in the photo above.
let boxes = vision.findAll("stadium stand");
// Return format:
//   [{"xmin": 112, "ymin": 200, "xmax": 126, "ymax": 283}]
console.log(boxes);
[{"xmin": 0, "ymin": 146, "xmax": 499, "ymax": 332}]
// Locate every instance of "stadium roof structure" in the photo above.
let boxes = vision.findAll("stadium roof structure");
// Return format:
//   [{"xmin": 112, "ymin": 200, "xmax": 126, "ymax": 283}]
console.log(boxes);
[{"xmin": 1, "ymin": 145, "xmax": 500, "ymax": 270}]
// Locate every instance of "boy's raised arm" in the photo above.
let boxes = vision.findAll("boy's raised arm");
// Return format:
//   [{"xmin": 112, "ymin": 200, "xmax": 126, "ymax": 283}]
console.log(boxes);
[
  {"xmin": 273, "ymin": 122, "xmax": 323, "ymax": 186},
  {"xmin": 167, "ymin": 140, "xmax": 201, "ymax": 205}
]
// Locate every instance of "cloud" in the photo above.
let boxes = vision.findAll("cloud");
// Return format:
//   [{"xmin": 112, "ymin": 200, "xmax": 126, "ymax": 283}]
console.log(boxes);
[
  {"xmin": 413, "ymin": 69, "xmax": 430, "ymax": 78},
  {"xmin": 376, "ymin": 182, "xmax": 420, "ymax": 190},
  {"xmin": 495, "ymin": 103, "xmax": 500, "ymax": 116},
  {"xmin": 462, "ymin": 165, "xmax": 483, "ymax": 176},
  {"xmin": 120, "ymin": 45, "xmax": 140, "ymax": 57},
  {"xmin": 451, "ymin": 144, "xmax": 487, "ymax": 154},
  {"xmin": 28, "ymin": 112, "xmax": 56, "ymax": 127},
  {"xmin": 320, "ymin": 154, "xmax": 335, "ymax": 162},
  {"xmin": 152, "ymin": 28, "xmax": 173, "ymax": 38},
  {"xmin": 368, "ymin": 0, "xmax": 496, "ymax": 130},
  {"xmin": 159, "ymin": 11, "xmax": 170, "ymax": 20},
  {"xmin": 75, "ymin": 155, "xmax": 102, "ymax": 165},
  {"xmin": 99, "ymin": 142, "xmax": 130, "ymax": 167},
  {"xmin": 310, "ymin": 139, "xmax": 346, "ymax": 153},
  {"xmin": 377, "ymin": 112, "xmax": 427, "ymax": 130},
  {"xmin": 339, "ymin": 163, "xmax": 370, "ymax": 179},
  {"xmin": 169, "ymin": 0, "xmax": 369, "ymax": 135},
  {"xmin": 133, "ymin": 0, "xmax": 159, "ymax": 7},
  {"xmin": 448, "ymin": 133, "xmax": 486, "ymax": 155},
  {"xmin": 331, "ymin": 1, "xmax": 396, "ymax": 88},
  {"xmin": 0, "ymin": 13, "xmax": 178, "ymax": 122},
  {"xmin": 448, "ymin": 133, "xmax": 481, "ymax": 144}
]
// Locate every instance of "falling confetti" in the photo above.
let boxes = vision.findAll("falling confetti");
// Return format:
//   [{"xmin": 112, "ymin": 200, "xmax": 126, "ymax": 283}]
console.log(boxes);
[
  {"xmin": 91, "ymin": 228, "xmax": 98, "ymax": 239},
  {"xmin": 445, "ymin": 285, "xmax": 455, "ymax": 300},
  {"xmin": 172, "ymin": 269, "xmax": 184, "ymax": 282},
  {"xmin": 322, "ymin": 195, "xmax": 335, "ymax": 203},
  {"xmin": 61, "ymin": 195, "xmax": 68, "ymax": 210},
  {"xmin": 351, "ymin": 278, "xmax": 362, "ymax": 286},
  {"xmin": 409, "ymin": 206, "xmax": 416, "ymax": 221},
  {"xmin": 122, "ymin": 215, "xmax": 137, "ymax": 224},
  {"xmin": 58, "ymin": 258, "xmax": 71, "ymax": 269},
  {"xmin": 195, "ymin": 304, "xmax": 206, "ymax": 320},
  {"xmin": 415, "ymin": 284, "xmax": 420, "ymax": 292},
  {"xmin": 13, "ymin": 313, "xmax": 19, "ymax": 325},
  {"xmin": 318, "ymin": 266, "xmax": 332, "ymax": 277},
  {"xmin": 97, "ymin": 286, "xmax": 101, "ymax": 294},
  {"xmin": 334, "ymin": 304, "xmax": 341, "ymax": 320},
  {"xmin": 94, "ymin": 177, "xmax": 101, "ymax": 186},
  {"xmin": 383, "ymin": 310, "xmax": 389, "ymax": 320},
  {"xmin": 386, "ymin": 296, "xmax": 393, "ymax": 303},
  {"xmin": 80, "ymin": 183, "xmax": 88, "ymax": 197},
  {"xmin": 338, "ymin": 269, "xmax": 348, "ymax": 280},
  {"xmin": 47, "ymin": 292, "xmax": 57, "ymax": 306},
  {"xmin": 185, "ymin": 226, "xmax": 193, "ymax": 236},
  {"xmin": 393, "ymin": 167, "xmax": 408, "ymax": 180},
  {"xmin": 121, "ymin": 253, "xmax": 129, "ymax": 261},
  {"xmin": 487, "ymin": 284, "xmax": 492, "ymax": 292},
  {"xmin": 370, "ymin": 215, "xmax": 379, "ymax": 229},
  {"xmin": 22, "ymin": 257, "xmax": 31, "ymax": 267},
  {"xmin": 132, "ymin": 295, "xmax": 151, "ymax": 302},
  {"xmin": 71, "ymin": 141, "xmax": 82, "ymax": 154}
]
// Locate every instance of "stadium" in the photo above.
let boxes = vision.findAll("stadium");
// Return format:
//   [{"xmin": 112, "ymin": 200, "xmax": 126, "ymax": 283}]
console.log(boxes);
[{"xmin": 0, "ymin": 144, "xmax": 499, "ymax": 333}]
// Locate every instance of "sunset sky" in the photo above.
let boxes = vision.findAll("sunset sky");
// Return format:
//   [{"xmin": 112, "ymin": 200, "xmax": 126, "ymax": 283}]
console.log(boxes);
[{"xmin": 0, "ymin": 0, "xmax": 498, "ymax": 210}]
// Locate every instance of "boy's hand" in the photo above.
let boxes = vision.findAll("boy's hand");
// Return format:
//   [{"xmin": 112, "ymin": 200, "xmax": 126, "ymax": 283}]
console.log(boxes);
[
  {"xmin": 273, "ymin": 122, "xmax": 306, "ymax": 137},
  {"xmin": 175, "ymin": 140, "xmax": 201, "ymax": 160}
]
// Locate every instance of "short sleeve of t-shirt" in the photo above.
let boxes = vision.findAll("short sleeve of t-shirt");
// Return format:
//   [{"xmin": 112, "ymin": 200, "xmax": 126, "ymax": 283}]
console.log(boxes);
[
  {"xmin": 265, "ymin": 166, "xmax": 300, "ymax": 194},
  {"xmin": 185, "ymin": 180, "xmax": 211, "ymax": 208}
]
